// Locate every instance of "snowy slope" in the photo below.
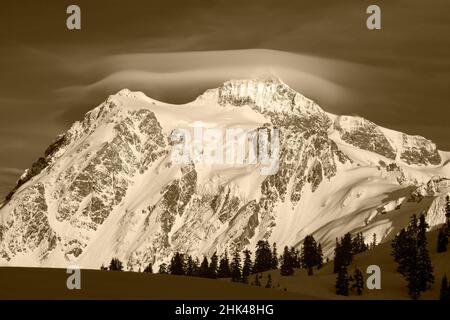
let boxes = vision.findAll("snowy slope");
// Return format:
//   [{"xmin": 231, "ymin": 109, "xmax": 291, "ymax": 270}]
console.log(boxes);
[{"xmin": 0, "ymin": 78, "xmax": 449, "ymax": 269}]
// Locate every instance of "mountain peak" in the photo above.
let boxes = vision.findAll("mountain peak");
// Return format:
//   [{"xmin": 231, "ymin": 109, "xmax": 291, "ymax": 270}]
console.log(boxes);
[
  {"xmin": 113, "ymin": 88, "xmax": 151, "ymax": 100},
  {"xmin": 223, "ymin": 75, "xmax": 285, "ymax": 86},
  {"xmin": 116, "ymin": 88, "xmax": 133, "ymax": 96},
  {"xmin": 195, "ymin": 77, "xmax": 325, "ymax": 120}
]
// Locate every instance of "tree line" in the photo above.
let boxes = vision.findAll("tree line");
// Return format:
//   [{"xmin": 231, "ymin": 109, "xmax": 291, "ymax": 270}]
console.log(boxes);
[
  {"xmin": 102, "ymin": 232, "xmax": 377, "ymax": 297},
  {"xmin": 101, "ymin": 236, "xmax": 327, "ymax": 280},
  {"xmin": 103, "ymin": 230, "xmax": 381, "ymax": 297}
]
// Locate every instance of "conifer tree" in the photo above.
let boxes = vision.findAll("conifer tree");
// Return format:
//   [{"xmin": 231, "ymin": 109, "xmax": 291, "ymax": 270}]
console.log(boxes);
[
  {"xmin": 437, "ymin": 223, "xmax": 449, "ymax": 253},
  {"xmin": 271, "ymin": 243, "xmax": 279, "ymax": 270},
  {"xmin": 169, "ymin": 252, "xmax": 186, "ymax": 275},
  {"xmin": 402, "ymin": 216, "xmax": 421, "ymax": 299},
  {"xmin": 301, "ymin": 235, "xmax": 318, "ymax": 275},
  {"xmin": 392, "ymin": 228, "xmax": 408, "ymax": 271},
  {"xmin": 230, "ymin": 248, "xmax": 242, "ymax": 282},
  {"xmin": 335, "ymin": 265, "xmax": 350, "ymax": 296},
  {"xmin": 199, "ymin": 256, "xmax": 210, "ymax": 278},
  {"xmin": 333, "ymin": 238, "xmax": 342, "ymax": 274},
  {"xmin": 253, "ymin": 273, "xmax": 261, "ymax": 286},
  {"xmin": 218, "ymin": 250, "xmax": 231, "ymax": 278},
  {"xmin": 417, "ymin": 215, "xmax": 434, "ymax": 291},
  {"xmin": 392, "ymin": 214, "xmax": 435, "ymax": 299},
  {"xmin": 352, "ymin": 232, "xmax": 368, "ymax": 254},
  {"xmin": 253, "ymin": 240, "xmax": 273, "ymax": 273},
  {"xmin": 280, "ymin": 246, "xmax": 294, "ymax": 276},
  {"xmin": 289, "ymin": 247, "xmax": 301, "ymax": 268},
  {"xmin": 209, "ymin": 252, "xmax": 219, "ymax": 278},
  {"xmin": 341, "ymin": 233, "xmax": 354, "ymax": 265},
  {"xmin": 242, "ymin": 249, "xmax": 253, "ymax": 283},
  {"xmin": 407, "ymin": 266, "xmax": 421, "ymax": 300},
  {"xmin": 371, "ymin": 233, "xmax": 377, "ymax": 249},
  {"xmin": 333, "ymin": 233, "xmax": 354, "ymax": 273},
  {"xmin": 351, "ymin": 267, "xmax": 364, "ymax": 295},
  {"xmin": 316, "ymin": 243, "xmax": 324, "ymax": 269},
  {"xmin": 109, "ymin": 257, "xmax": 124, "ymax": 271},
  {"xmin": 185, "ymin": 255, "xmax": 197, "ymax": 276},
  {"xmin": 265, "ymin": 274, "xmax": 273, "ymax": 288},
  {"xmin": 440, "ymin": 274, "xmax": 450, "ymax": 301},
  {"xmin": 143, "ymin": 263, "xmax": 153, "ymax": 274}
]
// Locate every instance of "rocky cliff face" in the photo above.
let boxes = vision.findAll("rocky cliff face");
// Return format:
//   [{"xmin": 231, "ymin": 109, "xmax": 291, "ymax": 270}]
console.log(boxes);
[
  {"xmin": 332, "ymin": 115, "xmax": 441, "ymax": 165},
  {"xmin": 0, "ymin": 78, "xmax": 449, "ymax": 269}
]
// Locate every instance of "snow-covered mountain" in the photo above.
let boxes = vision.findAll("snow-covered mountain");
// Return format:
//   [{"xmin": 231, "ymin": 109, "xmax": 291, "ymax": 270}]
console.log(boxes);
[{"xmin": 1, "ymin": 78, "xmax": 449, "ymax": 269}]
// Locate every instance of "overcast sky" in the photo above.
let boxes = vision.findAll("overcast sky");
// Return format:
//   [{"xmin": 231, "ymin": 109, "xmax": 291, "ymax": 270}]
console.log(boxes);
[{"xmin": 0, "ymin": 0, "xmax": 449, "ymax": 198}]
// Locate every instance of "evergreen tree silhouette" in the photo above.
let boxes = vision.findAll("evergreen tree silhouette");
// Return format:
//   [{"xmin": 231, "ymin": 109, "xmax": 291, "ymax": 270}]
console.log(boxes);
[
  {"xmin": 280, "ymin": 246, "xmax": 294, "ymax": 276},
  {"xmin": 143, "ymin": 263, "xmax": 153, "ymax": 273},
  {"xmin": 218, "ymin": 250, "xmax": 231, "ymax": 278},
  {"xmin": 352, "ymin": 232, "xmax": 368, "ymax": 254},
  {"xmin": 169, "ymin": 252, "xmax": 186, "ymax": 275},
  {"xmin": 437, "ymin": 223, "xmax": 449, "ymax": 253},
  {"xmin": 253, "ymin": 273, "xmax": 261, "ymax": 287},
  {"xmin": 341, "ymin": 233, "xmax": 354, "ymax": 265},
  {"xmin": 194, "ymin": 257, "xmax": 201, "ymax": 276},
  {"xmin": 271, "ymin": 243, "xmax": 279, "ymax": 270},
  {"xmin": 404, "ymin": 216, "xmax": 421, "ymax": 299},
  {"xmin": 440, "ymin": 274, "xmax": 450, "ymax": 301},
  {"xmin": 199, "ymin": 256, "xmax": 210, "ymax": 278},
  {"xmin": 335, "ymin": 265, "xmax": 350, "ymax": 296},
  {"xmin": 392, "ymin": 214, "xmax": 435, "ymax": 299},
  {"xmin": 209, "ymin": 252, "xmax": 219, "ymax": 279},
  {"xmin": 417, "ymin": 215, "xmax": 434, "ymax": 291},
  {"xmin": 301, "ymin": 235, "xmax": 318, "ymax": 275},
  {"xmin": 371, "ymin": 233, "xmax": 377, "ymax": 249},
  {"xmin": 253, "ymin": 240, "xmax": 273, "ymax": 273},
  {"xmin": 407, "ymin": 267, "xmax": 421, "ymax": 300},
  {"xmin": 351, "ymin": 267, "xmax": 364, "ymax": 295},
  {"xmin": 392, "ymin": 228, "xmax": 409, "ymax": 273},
  {"xmin": 242, "ymin": 249, "xmax": 253, "ymax": 283},
  {"xmin": 265, "ymin": 274, "xmax": 273, "ymax": 288},
  {"xmin": 334, "ymin": 233, "xmax": 354, "ymax": 273},
  {"xmin": 230, "ymin": 248, "xmax": 242, "ymax": 282},
  {"xmin": 185, "ymin": 255, "xmax": 198, "ymax": 276},
  {"xmin": 316, "ymin": 243, "xmax": 324, "ymax": 269},
  {"xmin": 289, "ymin": 247, "xmax": 301, "ymax": 268},
  {"xmin": 109, "ymin": 257, "xmax": 123, "ymax": 271},
  {"xmin": 333, "ymin": 238, "xmax": 342, "ymax": 274}
]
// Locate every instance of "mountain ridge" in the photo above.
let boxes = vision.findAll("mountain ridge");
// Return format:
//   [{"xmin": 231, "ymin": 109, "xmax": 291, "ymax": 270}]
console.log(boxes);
[{"xmin": 0, "ymin": 78, "xmax": 449, "ymax": 269}]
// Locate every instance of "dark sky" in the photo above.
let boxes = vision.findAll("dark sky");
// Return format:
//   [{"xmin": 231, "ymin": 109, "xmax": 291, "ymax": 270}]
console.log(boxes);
[{"xmin": 0, "ymin": 0, "xmax": 449, "ymax": 198}]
